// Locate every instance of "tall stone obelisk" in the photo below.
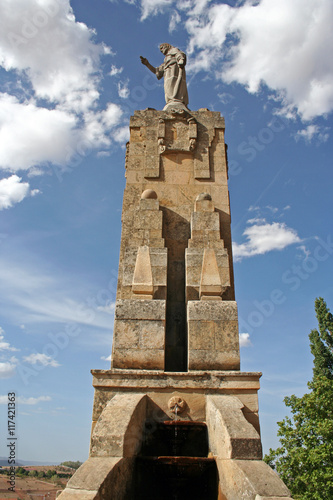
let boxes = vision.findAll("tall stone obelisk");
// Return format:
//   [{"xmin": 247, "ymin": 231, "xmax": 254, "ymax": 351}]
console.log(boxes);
[{"xmin": 58, "ymin": 45, "xmax": 292, "ymax": 500}]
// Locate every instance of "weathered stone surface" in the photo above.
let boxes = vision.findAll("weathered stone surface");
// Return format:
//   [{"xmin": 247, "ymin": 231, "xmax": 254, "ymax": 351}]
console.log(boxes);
[
  {"xmin": 91, "ymin": 369, "xmax": 261, "ymax": 392},
  {"xmin": 187, "ymin": 300, "xmax": 238, "ymax": 321},
  {"xmin": 200, "ymin": 248, "xmax": 223, "ymax": 299},
  {"xmin": 116, "ymin": 109, "xmax": 235, "ymax": 310},
  {"xmin": 92, "ymin": 389, "xmax": 115, "ymax": 422},
  {"xmin": 115, "ymin": 299, "xmax": 166, "ymax": 320},
  {"xmin": 187, "ymin": 301, "xmax": 240, "ymax": 369},
  {"xmin": 112, "ymin": 348, "xmax": 164, "ymax": 370},
  {"xmin": 62, "ymin": 105, "xmax": 292, "ymax": 499},
  {"xmin": 59, "ymin": 457, "xmax": 136, "ymax": 500},
  {"xmin": 67, "ymin": 457, "xmax": 122, "ymax": 490},
  {"xmin": 216, "ymin": 459, "xmax": 292, "ymax": 500},
  {"xmin": 188, "ymin": 349, "xmax": 240, "ymax": 370},
  {"xmin": 132, "ymin": 246, "xmax": 154, "ymax": 296},
  {"xmin": 90, "ymin": 393, "xmax": 147, "ymax": 457},
  {"xmin": 255, "ymin": 497, "xmax": 293, "ymax": 500},
  {"xmin": 112, "ymin": 299, "xmax": 166, "ymax": 370},
  {"xmin": 206, "ymin": 395, "xmax": 262, "ymax": 460},
  {"xmin": 57, "ymin": 488, "xmax": 98, "ymax": 500}
]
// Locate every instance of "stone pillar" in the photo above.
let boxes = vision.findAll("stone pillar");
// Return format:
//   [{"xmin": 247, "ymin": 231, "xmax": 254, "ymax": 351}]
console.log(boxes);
[
  {"xmin": 186, "ymin": 192, "xmax": 240, "ymax": 370},
  {"xmin": 111, "ymin": 189, "xmax": 167, "ymax": 370},
  {"xmin": 112, "ymin": 108, "xmax": 235, "ymax": 373}
]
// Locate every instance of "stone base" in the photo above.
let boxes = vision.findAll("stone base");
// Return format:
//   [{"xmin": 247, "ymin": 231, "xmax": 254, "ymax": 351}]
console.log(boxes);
[{"xmin": 58, "ymin": 369, "xmax": 292, "ymax": 500}]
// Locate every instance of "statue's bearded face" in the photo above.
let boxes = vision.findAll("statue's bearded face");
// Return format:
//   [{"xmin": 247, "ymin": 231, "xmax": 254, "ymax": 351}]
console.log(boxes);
[{"xmin": 160, "ymin": 43, "xmax": 171, "ymax": 55}]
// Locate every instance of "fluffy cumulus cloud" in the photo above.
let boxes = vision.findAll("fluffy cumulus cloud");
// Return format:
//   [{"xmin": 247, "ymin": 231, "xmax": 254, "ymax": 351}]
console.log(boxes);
[
  {"xmin": 192, "ymin": 0, "xmax": 333, "ymax": 121},
  {"xmin": 239, "ymin": 333, "xmax": 251, "ymax": 347},
  {"xmin": 233, "ymin": 219, "xmax": 301, "ymax": 261},
  {"xmin": 138, "ymin": 0, "xmax": 333, "ymax": 122},
  {"xmin": 0, "ymin": 174, "xmax": 39, "ymax": 209},
  {"xmin": 0, "ymin": 358, "xmax": 19, "ymax": 378},
  {"xmin": 0, "ymin": 0, "xmax": 123, "ymax": 173},
  {"xmin": 23, "ymin": 352, "xmax": 60, "ymax": 367}
]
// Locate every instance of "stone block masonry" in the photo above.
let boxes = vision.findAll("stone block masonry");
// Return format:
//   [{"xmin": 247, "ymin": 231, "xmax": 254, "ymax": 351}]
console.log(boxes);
[{"xmin": 58, "ymin": 106, "xmax": 293, "ymax": 500}]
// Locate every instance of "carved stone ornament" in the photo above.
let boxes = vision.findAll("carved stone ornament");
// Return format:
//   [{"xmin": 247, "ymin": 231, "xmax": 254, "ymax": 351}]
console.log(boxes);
[
  {"xmin": 157, "ymin": 111, "xmax": 197, "ymax": 153},
  {"xmin": 168, "ymin": 396, "xmax": 187, "ymax": 414}
]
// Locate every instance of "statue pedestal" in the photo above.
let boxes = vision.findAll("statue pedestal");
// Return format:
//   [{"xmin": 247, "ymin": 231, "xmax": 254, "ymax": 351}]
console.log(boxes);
[{"xmin": 58, "ymin": 107, "xmax": 293, "ymax": 499}]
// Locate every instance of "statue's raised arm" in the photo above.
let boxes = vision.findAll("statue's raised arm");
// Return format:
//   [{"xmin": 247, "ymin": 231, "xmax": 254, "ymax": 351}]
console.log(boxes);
[{"xmin": 140, "ymin": 43, "xmax": 189, "ymax": 111}]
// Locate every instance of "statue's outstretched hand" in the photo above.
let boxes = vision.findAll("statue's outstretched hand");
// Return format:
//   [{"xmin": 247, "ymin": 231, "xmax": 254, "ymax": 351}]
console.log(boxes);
[{"xmin": 140, "ymin": 56, "xmax": 148, "ymax": 66}]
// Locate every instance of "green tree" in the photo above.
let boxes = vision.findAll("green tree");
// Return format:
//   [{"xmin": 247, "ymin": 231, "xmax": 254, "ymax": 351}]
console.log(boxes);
[
  {"xmin": 16, "ymin": 467, "xmax": 27, "ymax": 476},
  {"xmin": 46, "ymin": 469, "xmax": 57, "ymax": 478},
  {"xmin": 60, "ymin": 461, "xmax": 82, "ymax": 470},
  {"xmin": 264, "ymin": 298, "xmax": 333, "ymax": 499},
  {"xmin": 309, "ymin": 297, "xmax": 333, "ymax": 379}
]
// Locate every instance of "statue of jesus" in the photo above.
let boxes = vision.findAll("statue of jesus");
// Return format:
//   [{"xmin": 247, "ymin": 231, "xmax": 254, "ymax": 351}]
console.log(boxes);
[{"xmin": 140, "ymin": 43, "xmax": 189, "ymax": 110}]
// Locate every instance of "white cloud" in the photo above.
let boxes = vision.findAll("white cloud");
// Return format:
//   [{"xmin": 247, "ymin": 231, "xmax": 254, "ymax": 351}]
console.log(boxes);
[
  {"xmin": 23, "ymin": 353, "xmax": 60, "ymax": 367},
  {"xmin": 233, "ymin": 220, "xmax": 301, "ymax": 261},
  {"xmin": 0, "ymin": 255, "xmax": 116, "ymax": 332},
  {"xmin": 0, "ymin": 0, "xmax": 123, "ymax": 173},
  {"xmin": 0, "ymin": 360, "xmax": 17, "ymax": 378},
  {"xmin": 162, "ymin": 0, "xmax": 333, "ymax": 122},
  {"xmin": 169, "ymin": 10, "xmax": 181, "ymax": 32},
  {"xmin": 101, "ymin": 354, "xmax": 111, "ymax": 362},
  {"xmin": 97, "ymin": 302, "xmax": 116, "ymax": 314},
  {"xmin": 0, "ymin": 174, "xmax": 37, "ymax": 209},
  {"xmin": 0, "ymin": 395, "xmax": 51, "ymax": 405},
  {"xmin": 0, "ymin": 0, "xmax": 105, "ymax": 111},
  {"xmin": 113, "ymin": 126, "xmax": 130, "ymax": 144},
  {"xmin": 117, "ymin": 81, "xmax": 130, "ymax": 99},
  {"xmin": 295, "ymin": 124, "xmax": 329, "ymax": 143},
  {"xmin": 296, "ymin": 245, "xmax": 311, "ymax": 260},
  {"xmin": 239, "ymin": 333, "xmax": 252, "ymax": 347},
  {"xmin": 0, "ymin": 327, "xmax": 19, "ymax": 351},
  {"xmin": 140, "ymin": 0, "xmax": 174, "ymax": 20},
  {"xmin": 0, "ymin": 94, "xmax": 78, "ymax": 171},
  {"xmin": 109, "ymin": 64, "xmax": 123, "ymax": 76}
]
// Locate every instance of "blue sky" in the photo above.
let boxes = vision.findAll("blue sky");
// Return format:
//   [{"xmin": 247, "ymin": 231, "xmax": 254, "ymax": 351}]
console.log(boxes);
[{"xmin": 0, "ymin": 0, "xmax": 332, "ymax": 464}]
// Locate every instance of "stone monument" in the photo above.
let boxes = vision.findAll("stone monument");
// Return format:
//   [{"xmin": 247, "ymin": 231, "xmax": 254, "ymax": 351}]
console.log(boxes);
[{"xmin": 58, "ymin": 46, "xmax": 293, "ymax": 500}]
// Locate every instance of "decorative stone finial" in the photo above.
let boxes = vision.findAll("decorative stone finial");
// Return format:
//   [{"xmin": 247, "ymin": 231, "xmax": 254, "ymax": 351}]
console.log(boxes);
[
  {"xmin": 141, "ymin": 189, "xmax": 158, "ymax": 199},
  {"xmin": 196, "ymin": 193, "xmax": 212, "ymax": 201}
]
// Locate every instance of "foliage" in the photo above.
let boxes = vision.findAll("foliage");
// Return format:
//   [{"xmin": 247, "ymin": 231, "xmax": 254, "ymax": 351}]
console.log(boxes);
[
  {"xmin": 309, "ymin": 297, "xmax": 333, "ymax": 380},
  {"xmin": 46, "ymin": 469, "xmax": 57, "ymax": 478},
  {"xmin": 264, "ymin": 298, "xmax": 333, "ymax": 500},
  {"xmin": 60, "ymin": 460, "xmax": 83, "ymax": 470},
  {"xmin": 16, "ymin": 467, "xmax": 28, "ymax": 476}
]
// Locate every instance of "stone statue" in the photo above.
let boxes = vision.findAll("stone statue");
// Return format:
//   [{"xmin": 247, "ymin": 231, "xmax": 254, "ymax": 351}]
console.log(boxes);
[{"xmin": 140, "ymin": 43, "xmax": 189, "ymax": 110}]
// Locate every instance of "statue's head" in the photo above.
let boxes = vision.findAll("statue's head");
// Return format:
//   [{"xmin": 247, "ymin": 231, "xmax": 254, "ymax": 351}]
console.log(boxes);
[{"xmin": 159, "ymin": 43, "xmax": 172, "ymax": 55}]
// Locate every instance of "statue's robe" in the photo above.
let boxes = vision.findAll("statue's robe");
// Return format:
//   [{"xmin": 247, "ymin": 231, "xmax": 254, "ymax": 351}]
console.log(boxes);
[{"xmin": 156, "ymin": 47, "xmax": 189, "ymax": 107}]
